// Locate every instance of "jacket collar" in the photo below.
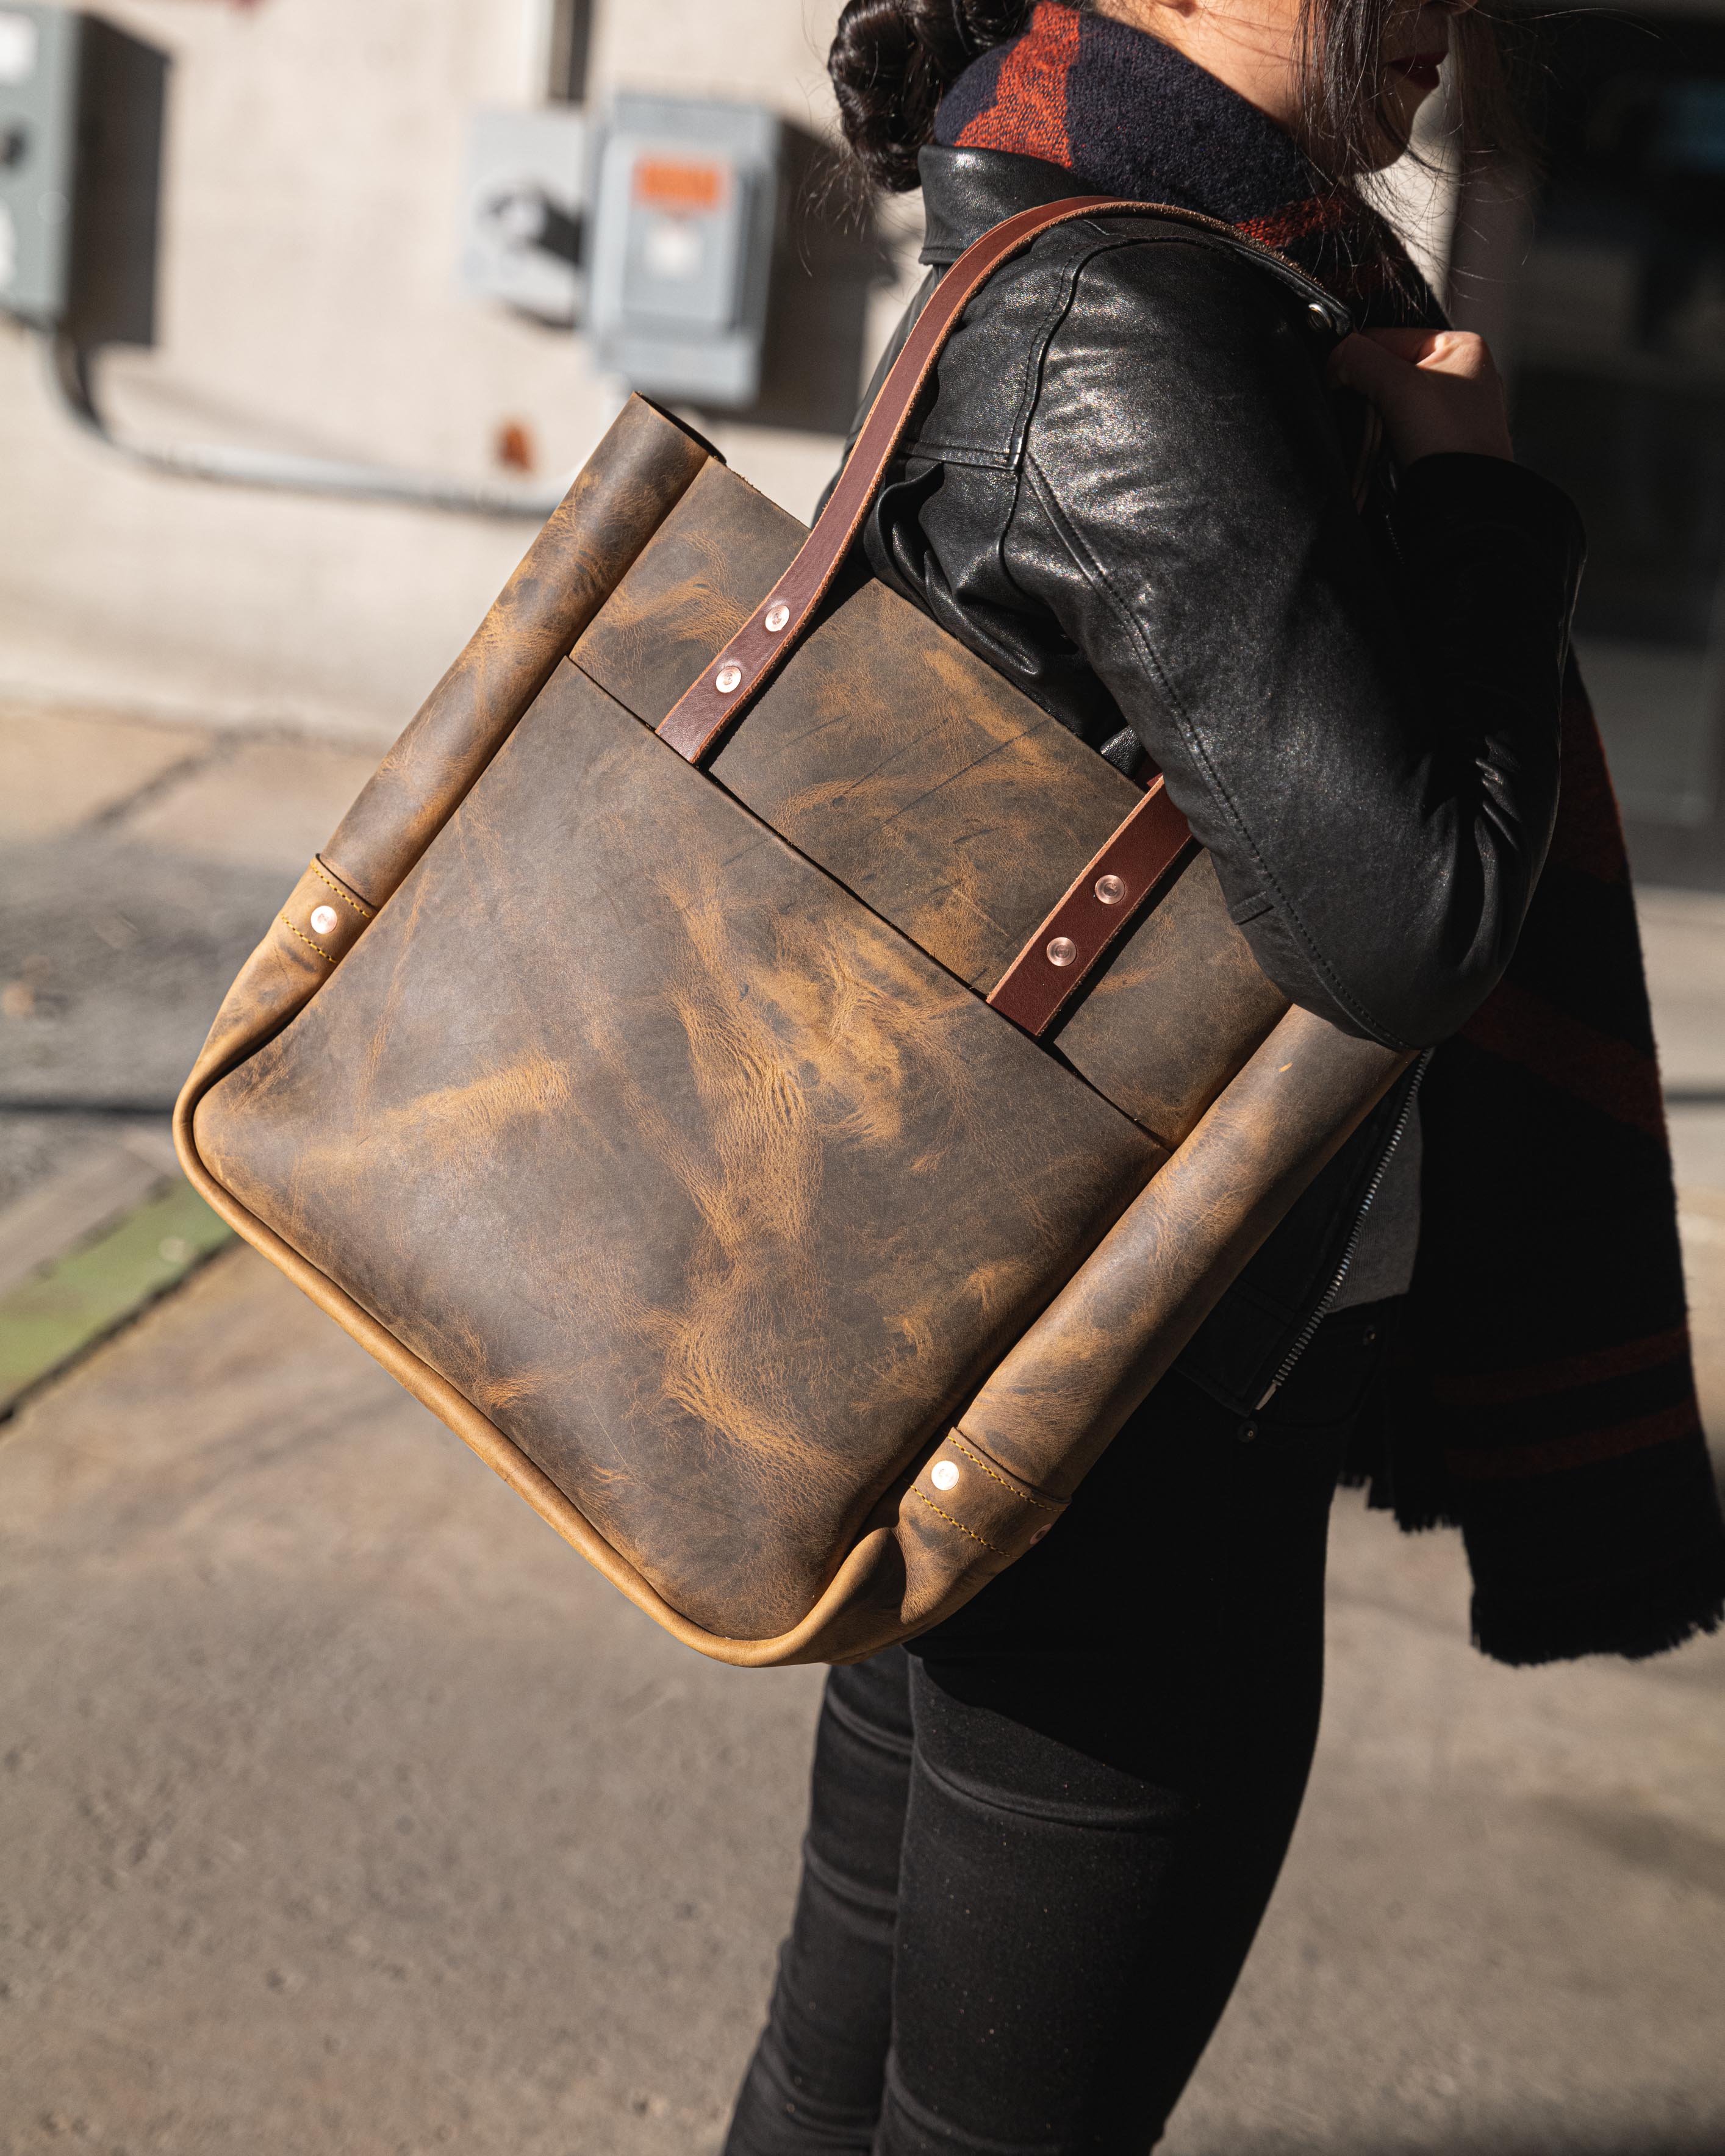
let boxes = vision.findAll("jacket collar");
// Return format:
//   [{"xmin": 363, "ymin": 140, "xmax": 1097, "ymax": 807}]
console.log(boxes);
[{"xmin": 917, "ymin": 146, "xmax": 1092, "ymax": 265}]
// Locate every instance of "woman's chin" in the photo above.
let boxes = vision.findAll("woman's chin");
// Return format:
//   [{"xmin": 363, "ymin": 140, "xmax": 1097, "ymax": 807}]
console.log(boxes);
[{"xmin": 1355, "ymin": 90, "xmax": 1427, "ymax": 173}]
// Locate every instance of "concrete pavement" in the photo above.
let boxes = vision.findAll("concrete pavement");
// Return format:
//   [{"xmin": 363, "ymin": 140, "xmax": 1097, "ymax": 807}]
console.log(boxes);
[
  {"xmin": 1, "ymin": 1245, "xmax": 1720, "ymax": 2155},
  {"xmin": 0, "ymin": 703, "xmax": 379, "ymax": 1210},
  {"xmin": 2, "ymin": 701, "xmax": 1723, "ymax": 2151},
  {"xmin": 0, "ymin": 1253, "xmax": 821, "ymax": 2154}
]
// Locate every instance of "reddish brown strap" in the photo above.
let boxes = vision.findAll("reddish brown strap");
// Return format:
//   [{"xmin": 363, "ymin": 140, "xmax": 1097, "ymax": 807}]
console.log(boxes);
[
  {"xmin": 656, "ymin": 194, "xmax": 1185, "ymax": 766},
  {"xmin": 654, "ymin": 190, "xmax": 1238, "ymax": 1040},
  {"xmin": 986, "ymin": 779, "xmax": 1195, "ymax": 1037}
]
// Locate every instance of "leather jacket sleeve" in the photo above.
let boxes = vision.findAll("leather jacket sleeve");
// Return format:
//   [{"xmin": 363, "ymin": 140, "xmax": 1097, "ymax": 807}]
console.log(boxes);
[{"xmin": 875, "ymin": 232, "xmax": 1585, "ymax": 1050}]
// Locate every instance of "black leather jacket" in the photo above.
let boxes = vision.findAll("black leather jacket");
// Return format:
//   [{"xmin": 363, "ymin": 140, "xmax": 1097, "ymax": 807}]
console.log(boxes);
[
  {"xmin": 857, "ymin": 148, "xmax": 1585, "ymax": 1053},
  {"xmin": 842, "ymin": 148, "xmax": 1586, "ymax": 1411}
]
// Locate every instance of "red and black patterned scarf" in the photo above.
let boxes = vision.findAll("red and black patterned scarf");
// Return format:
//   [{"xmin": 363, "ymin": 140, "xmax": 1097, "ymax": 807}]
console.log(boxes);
[{"xmin": 938, "ymin": 1, "xmax": 1725, "ymax": 1663}]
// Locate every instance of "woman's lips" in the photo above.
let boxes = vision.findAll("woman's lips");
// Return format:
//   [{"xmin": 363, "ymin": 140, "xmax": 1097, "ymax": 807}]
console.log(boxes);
[{"xmin": 1388, "ymin": 51, "xmax": 1446, "ymax": 91}]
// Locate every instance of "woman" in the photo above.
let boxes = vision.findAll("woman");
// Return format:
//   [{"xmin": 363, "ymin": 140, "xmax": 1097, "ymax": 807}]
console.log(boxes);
[{"xmin": 725, "ymin": 1, "xmax": 1725, "ymax": 2148}]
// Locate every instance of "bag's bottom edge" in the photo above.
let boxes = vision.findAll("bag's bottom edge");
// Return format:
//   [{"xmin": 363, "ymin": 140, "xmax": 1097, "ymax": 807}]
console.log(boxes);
[{"xmin": 171, "ymin": 1069, "xmax": 876, "ymax": 1670}]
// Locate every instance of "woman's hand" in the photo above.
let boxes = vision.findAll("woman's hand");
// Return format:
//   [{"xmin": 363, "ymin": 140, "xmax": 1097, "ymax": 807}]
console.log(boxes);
[{"xmin": 1327, "ymin": 328, "xmax": 1514, "ymax": 466}]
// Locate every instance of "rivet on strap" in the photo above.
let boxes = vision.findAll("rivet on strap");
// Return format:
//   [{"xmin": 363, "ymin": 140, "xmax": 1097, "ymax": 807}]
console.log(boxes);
[
  {"xmin": 657, "ymin": 196, "xmax": 1167, "ymax": 767},
  {"xmin": 986, "ymin": 778, "xmax": 1196, "ymax": 1039}
]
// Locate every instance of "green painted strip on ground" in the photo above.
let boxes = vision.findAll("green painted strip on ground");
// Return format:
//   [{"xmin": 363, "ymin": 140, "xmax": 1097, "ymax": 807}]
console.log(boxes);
[{"xmin": 0, "ymin": 1176, "xmax": 235, "ymax": 1416}]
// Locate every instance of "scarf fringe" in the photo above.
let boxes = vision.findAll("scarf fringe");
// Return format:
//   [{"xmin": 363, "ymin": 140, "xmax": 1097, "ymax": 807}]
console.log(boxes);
[
  {"xmin": 1339, "ymin": 1460, "xmax": 1460, "ymax": 1535},
  {"xmin": 1340, "ymin": 1403, "xmax": 1468, "ymax": 1536},
  {"xmin": 1469, "ymin": 1541, "xmax": 1725, "ymax": 1668},
  {"xmin": 1343, "ymin": 1453, "xmax": 1725, "ymax": 1666}
]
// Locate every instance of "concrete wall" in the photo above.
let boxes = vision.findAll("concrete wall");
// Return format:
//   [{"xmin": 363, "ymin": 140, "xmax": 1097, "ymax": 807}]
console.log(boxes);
[
  {"xmin": 1, "ymin": 0, "xmax": 1451, "ymax": 752},
  {"xmin": 1, "ymin": 0, "xmax": 910, "ymax": 747}
]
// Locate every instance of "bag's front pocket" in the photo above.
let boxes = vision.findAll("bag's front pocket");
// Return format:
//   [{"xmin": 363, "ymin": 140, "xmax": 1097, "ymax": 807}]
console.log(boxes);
[{"xmin": 195, "ymin": 664, "xmax": 1162, "ymax": 1641}]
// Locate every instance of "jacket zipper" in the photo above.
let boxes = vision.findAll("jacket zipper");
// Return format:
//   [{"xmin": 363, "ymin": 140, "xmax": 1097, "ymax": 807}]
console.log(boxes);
[{"xmin": 1253, "ymin": 1048, "xmax": 1432, "ymax": 1410}]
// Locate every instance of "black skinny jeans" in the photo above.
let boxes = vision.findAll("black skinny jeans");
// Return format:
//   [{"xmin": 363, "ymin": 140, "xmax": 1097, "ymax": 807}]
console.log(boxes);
[{"xmin": 724, "ymin": 1300, "xmax": 1394, "ymax": 2156}]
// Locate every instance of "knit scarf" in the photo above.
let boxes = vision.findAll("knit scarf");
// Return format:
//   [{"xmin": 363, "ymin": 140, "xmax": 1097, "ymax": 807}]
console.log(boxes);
[{"xmin": 937, "ymin": 1, "xmax": 1725, "ymax": 1664}]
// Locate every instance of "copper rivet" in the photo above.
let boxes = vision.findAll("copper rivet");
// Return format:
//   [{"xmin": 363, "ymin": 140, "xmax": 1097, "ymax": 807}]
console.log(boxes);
[
  {"xmin": 1046, "ymin": 936, "xmax": 1077, "ymax": 968},
  {"xmin": 309, "ymin": 905, "xmax": 339, "ymax": 936},
  {"xmin": 930, "ymin": 1459, "xmax": 960, "ymax": 1491},
  {"xmin": 715, "ymin": 664, "xmax": 743, "ymax": 693},
  {"xmin": 764, "ymin": 603, "xmax": 790, "ymax": 632},
  {"xmin": 1095, "ymin": 873, "xmax": 1127, "ymax": 906}
]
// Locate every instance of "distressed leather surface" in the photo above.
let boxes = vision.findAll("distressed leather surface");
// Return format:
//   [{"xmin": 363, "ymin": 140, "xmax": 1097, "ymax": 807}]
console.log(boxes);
[
  {"xmin": 1057, "ymin": 850, "xmax": 1287, "ymax": 1150},
  {"xmin": 954, "ymin": 1006, "xmax": 1410, "ymax": 1499},
  {"xmin": 195, "ymin": 666, "xmax": 1161, "ymax": 1641},
  {"xmin": 177, "ymin": 271, "xmax": 1402, "ymax": 1666},
  {"xmin": 323, "ymin": 396, "xmax": 712, "ymax": 912},
  {"xmin": 573, "ymin": 460, "xmax": 1135, "ymax": 991},
  {"xmin": 573, "ymin": 456, "xmax": 1287, "ymax": 1146},
  {"xmin": 178, "ymin": 398, "xmax": 712, "ymax": 1116}
]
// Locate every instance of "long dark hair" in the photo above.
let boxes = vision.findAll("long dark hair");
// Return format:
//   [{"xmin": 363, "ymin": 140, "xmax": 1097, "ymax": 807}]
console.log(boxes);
[{"xmin": 828, "ymin": 0, "xmax": 1522, "ymax": 196}]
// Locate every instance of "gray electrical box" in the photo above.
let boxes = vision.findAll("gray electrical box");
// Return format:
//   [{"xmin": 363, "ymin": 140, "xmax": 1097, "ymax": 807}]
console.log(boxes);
[
  {"xmin": 457, "ymin": 106, "xmax": 587, "ymax": 326},
  {"xmin": 0, "ymin": 5, "xmax": 79, "ymax": 322},
  {"xmin": 588, "ymin": 93, "xmax": 780, "ymax": 409},
  {"xmin": 0, "ymin": 3, "xmax": 166, "ymax": 344}
]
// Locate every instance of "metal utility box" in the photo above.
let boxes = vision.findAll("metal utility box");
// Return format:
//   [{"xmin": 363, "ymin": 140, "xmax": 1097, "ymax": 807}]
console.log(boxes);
[
  {"xmin": 0, "ymin": 4, "xmax": 80, "ymax": 323},
  {"xmin": 457, "ymin": 106, "xmax": 587, "ymax": 326},
  {"xmin": 0, "ymin": 2, "xmax": 166, "ymax": 344},
  {"xmin": 588, "ymin": 93, "xmax": 780, "ymax": 409}
]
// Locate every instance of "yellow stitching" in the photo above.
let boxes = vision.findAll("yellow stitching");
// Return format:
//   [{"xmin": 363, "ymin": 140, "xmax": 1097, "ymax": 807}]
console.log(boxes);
[
  {"xmin": 910, "ymin": 1484, "xmax": 1003, "ymax": 1555},
  {"xmin": 280, "ymin": 914, "xmax": 337, "ymax": 966},
  {"xmin": 309, "ymin": 861, "xmax": 373, "ymax": 918},
  {"xmin": 949, "ymin": 1436, "xmax": 1061, "ymax": 1512}
]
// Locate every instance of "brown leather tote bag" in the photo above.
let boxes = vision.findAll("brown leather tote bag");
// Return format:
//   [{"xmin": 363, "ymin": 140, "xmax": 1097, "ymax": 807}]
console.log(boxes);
[{"xmin": 175, "ymin": 199, "xmax": 1408, "ymax": 1666}]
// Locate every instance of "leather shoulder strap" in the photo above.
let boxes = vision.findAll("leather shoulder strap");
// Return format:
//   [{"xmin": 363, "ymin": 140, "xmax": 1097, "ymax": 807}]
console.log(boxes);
[
  {"xmin": 656, "ymin": 195, "xmax": 1239, "ymax": 765},
  {"xmin": 652, "ymin": 194, "xmax": 1311, "ymax": 1039}
]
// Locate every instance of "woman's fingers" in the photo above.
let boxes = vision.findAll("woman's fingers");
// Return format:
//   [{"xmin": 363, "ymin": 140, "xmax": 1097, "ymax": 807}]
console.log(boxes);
[
  {"xmin": 1327, "ymin": 331, "xmax": 1405, "ymax": 398},
  {"xmin": 1326, "ymin": 329, "xmax": 1513, "ymax": 467},
  {"xmin": 1383, "ymin": 328, "xmax": 1500, "ymax": 384},
  {"xmin": 1330, "ymin": 329, "xmax": 1497, "ymax": 383},
  {"xmin": 1350, "ymin": 326, "xmax": 1438, "ymax": 366}
]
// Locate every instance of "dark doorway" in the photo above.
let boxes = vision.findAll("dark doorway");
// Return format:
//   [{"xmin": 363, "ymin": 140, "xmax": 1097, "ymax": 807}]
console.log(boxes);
[{"xmin": 1454, "ymin": 8, "xmax": 1725, "ymax": 884}]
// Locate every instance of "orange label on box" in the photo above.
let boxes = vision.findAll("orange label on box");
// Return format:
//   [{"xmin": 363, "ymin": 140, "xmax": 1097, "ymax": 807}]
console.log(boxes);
[{"xmin": 633, "ymin": 157, "xmax": 728, "ymax": 215}]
